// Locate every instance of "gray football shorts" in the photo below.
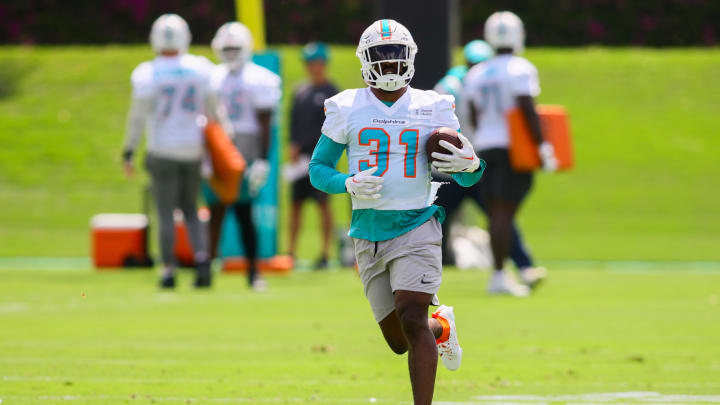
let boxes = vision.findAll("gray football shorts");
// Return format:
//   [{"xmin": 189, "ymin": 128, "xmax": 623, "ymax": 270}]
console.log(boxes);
[{"xmin": 352, "ymin": 217, "xmax": 443, "ymax": 323}]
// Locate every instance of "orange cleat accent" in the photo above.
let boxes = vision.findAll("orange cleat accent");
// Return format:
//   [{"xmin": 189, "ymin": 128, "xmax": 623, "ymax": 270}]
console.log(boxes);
[{"xmin": 432, "ymin": 311, "xmax": 451, "ymax": 344}]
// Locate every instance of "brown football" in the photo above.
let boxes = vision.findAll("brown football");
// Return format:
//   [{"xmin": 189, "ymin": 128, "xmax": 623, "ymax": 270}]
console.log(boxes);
[{"xmin": 426, "ymin": 127, "xmax": 462, "ymax": 163}]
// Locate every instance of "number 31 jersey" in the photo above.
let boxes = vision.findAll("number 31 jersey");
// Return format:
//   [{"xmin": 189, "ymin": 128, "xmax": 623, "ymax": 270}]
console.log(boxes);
[{"xmin": 322, "ymin": 87, "xmax": 460, "ymax": 211}]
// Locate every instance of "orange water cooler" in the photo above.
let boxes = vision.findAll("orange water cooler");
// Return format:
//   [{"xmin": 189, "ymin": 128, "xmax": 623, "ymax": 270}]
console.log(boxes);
[{"xmin": 91, "ymin": 214, "xmax": 151, "ymax": 268}]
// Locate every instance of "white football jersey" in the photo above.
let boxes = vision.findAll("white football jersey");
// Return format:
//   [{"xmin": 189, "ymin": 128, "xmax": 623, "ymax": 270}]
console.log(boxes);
[
  {"xmin": 210, "ymin": 63, "xmax": 281, "ymax": 162},
  {"xmin": 210, "ymin": 63, "xmax": 281, "ymax": 135},
  {"xmin": 130, "ymin": 54, "xmax": 214, "ymax": 161},
  {"xmin": 322, "ymin": 87, "xmax": 460, "ymax": 211},
  {"xmin": 464, "ymin": 54, "xmax": 540, "ymax": 151}
]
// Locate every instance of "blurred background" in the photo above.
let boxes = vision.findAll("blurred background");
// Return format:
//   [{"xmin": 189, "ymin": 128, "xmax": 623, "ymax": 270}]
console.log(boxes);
[
  {"xmin": 0, "ymin": 1, "xmax": 718, "ymax": 403},
  {"xmin": 1, "ymin": 0, "xmax": 718, "ymax": 263}
]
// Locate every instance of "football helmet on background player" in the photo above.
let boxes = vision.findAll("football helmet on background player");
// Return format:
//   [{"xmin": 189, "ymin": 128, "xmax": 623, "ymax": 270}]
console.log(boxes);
[
  {"xmin": 212, "ymin": 22, "xmax": 254, "ymax": 70},
  {"xmin": 356, "ymin": 19, "xmax": 418, "ymax": 92},
  {"xmin": 484, "ymin": 11, "xmax": 525, "ymax": 54},
  {"xmin": 150, "ymin": 14, "xmax": 191, "ymax": 54}
]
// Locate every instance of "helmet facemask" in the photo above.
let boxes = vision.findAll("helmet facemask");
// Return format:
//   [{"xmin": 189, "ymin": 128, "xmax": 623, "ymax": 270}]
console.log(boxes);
[
  {"xmin": 212, "ymin": 22, "xmax": 253, "ymax": 71},
  {"xmin": 220, "ymin": 46, "xmax": 246, "ymax": 70},
  {"xmin": 360, "ymin": 44, "xmax": 415, "ymax": 92}
]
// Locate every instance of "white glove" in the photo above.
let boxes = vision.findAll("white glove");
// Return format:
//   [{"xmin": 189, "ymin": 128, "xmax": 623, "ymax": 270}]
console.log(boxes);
[
  {"xmin": 345, "ymin": 166, "xmax": 383, "ymax": 200},
  {"xmin": 539, "ymin": 142, "xmax": 558, "ymax": 172},
  {"xmin": 247, "ymin": 159, "xmax": 270, "ymax": 196},
  {"xmin": 431, "ymin": 133, "xmax": 481, "ymax": 173}
]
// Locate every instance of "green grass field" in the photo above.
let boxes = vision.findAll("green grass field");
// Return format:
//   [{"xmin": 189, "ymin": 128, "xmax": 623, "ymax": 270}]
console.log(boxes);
[
  {"xmin": 1, "ymin": 45, "xmax": 720, "ymax": 403},
  {"xmin": 1, "ymin": 46, "xmax": 719, "ymax": 261},
  {"xmin": 1, "ymin": 266, "xmax": 719, "ymax": 404}
]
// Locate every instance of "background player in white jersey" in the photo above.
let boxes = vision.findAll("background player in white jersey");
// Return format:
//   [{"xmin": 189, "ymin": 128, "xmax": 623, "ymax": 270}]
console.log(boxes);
[
  {"xmin": 464, "ymin": 11, "xmax": 557, "ymax": 296},
  {"xmin": 434, "ymin": 40, "xmax": 545, "ymax": 281},
  {"xmin": 203, "ymin": 22, "xmax": 281, "ymax": 290},
  {"xmin": 309, "ymin": 19, "xmax": 485, "ymax": 405},
  {"xmin": 123, "ymin": 14, "xmax": 222, "ymax": 289}
]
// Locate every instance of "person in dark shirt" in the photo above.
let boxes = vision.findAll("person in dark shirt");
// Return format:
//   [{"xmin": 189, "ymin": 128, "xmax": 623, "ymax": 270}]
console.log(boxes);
[{"xmin": 288, "ymin": 42, "xmax": 339, "ymax": 268}]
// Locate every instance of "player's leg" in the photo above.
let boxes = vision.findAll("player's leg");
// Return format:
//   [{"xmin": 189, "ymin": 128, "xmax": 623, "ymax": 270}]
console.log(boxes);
[
  {"xmin": 482, "ymin": 149, "xmax": 532, "ymax": 296},
  {"xmin": 146, "ymin": 155, "xmax": 181, "ymax": 287},
  {"xmin": 316, "ymin": 192, "xmax": 332, "ymax": 269},
  {"xmin": 177, "ymin": 161, "xmax": 211, "ymax": 287},
  {"xmin": 369, "ymin": 273, "xmax": 443, "ymax": 355},
  {"xmin": 390, "ymin": 218, "xmax": 460, "ymax": 404},
  {"xmin": 394, "ymin": 290, "xmax": 438, "ymax": 405},
  {"xmin": 487, "ymin": 198, "xmax": 518, "ymax": 271},
  {"xmin": 509, "ymin": 223, "xmax": 532, "ymax": 269},
  {"xmin": 288, "ymin": 178, "xmax": 305, "ymax": 259},
  {"xmin": 201, "ymin": 182, "xmax": 226, "ymax": 260},
  {"xmin": 207, "ymin": 204, "xmax": 226, "ymax": 259},
  {"xmin": 233, "ymin": 202, "xmax": 260, "ymax": 289},
  {"xmin": 288, "ymin": 200, "xmax": 303, "ymax": 259},
  {"xmin": 509, "ymin": 223, "xmax": 546, "ymax": 288},
  {"xmin": 474, "ymin": 186, "xmax": 535, "ymax": 270}
]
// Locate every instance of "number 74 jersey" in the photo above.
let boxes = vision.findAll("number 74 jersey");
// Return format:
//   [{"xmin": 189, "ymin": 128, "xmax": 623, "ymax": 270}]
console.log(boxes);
[{"xmin": 321, "ymin": 87, "xmax": 460, "ymax": 210}]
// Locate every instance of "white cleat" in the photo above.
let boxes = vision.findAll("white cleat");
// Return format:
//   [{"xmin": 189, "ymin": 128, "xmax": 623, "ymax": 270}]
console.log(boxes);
[
  {"xmin": 519, "ymin": 266, "xmax": 547, "ymax": 288},
  {"xmin": 432, "ymin": 305, "xmax": 462, "ymax": 371},
  {"xmin": 488, "ymin": 270, "xmax": 530, "ymax": 297}
]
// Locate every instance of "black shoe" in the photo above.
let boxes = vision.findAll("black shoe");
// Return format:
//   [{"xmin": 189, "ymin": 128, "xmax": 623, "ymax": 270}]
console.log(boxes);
[
  {"xmin": 313, "ymin": 256, "xmax": 329, "ymax": 270},
  {"xmin": 313, "ymin": 256, "xmax": 328, "ymax": 270},
  {"xmin": 159, "ymin": 275, "xmax": 176, "ymax": 289},
  {"xmin": 194, "ymin": 260, "xmax": 212, "ymax": 288}
]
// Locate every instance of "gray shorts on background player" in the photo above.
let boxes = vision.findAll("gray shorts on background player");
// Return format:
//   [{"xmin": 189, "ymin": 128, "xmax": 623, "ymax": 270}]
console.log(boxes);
[{"xmin": 353, "ymin": 218, "xmax": 443, "ymax": 322}]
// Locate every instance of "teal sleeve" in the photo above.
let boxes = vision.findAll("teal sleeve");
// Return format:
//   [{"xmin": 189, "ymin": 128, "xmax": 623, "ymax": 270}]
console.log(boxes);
[
  {"xmin": 451, "ymin": 159, "xmax": 486, "ymax": 187},
  {"xmin": 309, "ymin": 135, "xmax": 349, "ymax": 195}
]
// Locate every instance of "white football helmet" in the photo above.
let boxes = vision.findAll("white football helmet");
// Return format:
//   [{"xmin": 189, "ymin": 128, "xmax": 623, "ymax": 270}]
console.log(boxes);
[
  {"xmin": 356, "ymin": 19, "xmax": 417, "ymax": 92},
  {"xmin": 150, "ymin": 14, "xmax": 191, "ymax": 54},
  {"xmin": 484, "ymin": 11, "xmax": 525, "ymax": 54},
  {"xmin": 212, "ymin": 22, "xmax": 254, "ymax": 70}
]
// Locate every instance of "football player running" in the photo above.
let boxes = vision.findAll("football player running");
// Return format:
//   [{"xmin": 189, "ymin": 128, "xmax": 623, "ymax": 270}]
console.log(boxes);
[
  {"xmin": 309, "ymin": 20, "xmax": 485, "ymax": 405},
  {"xmin": 203, "ymin": 22, "xmax": 281, "ymax": 291},
  {"xmin": 464, "ymin": 12, "xmax": 555, "ymax": 296},
  {"xmin": 123, "ymin": 14, "xmax": 223, "ymax": 289},
  {"xmin": 434, "ymin": 40, "xmax": 546, "ymax": 287}
]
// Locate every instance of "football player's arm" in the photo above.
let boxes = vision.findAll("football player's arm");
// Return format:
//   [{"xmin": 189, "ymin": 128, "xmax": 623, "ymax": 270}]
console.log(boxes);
[
  {"xmin": 256, "ymin": 109, "xmax": 272, "ymax": 159},
  {"xmin": 246, "ymin": 75, "xmax": 280, "ymax": 195},
  {"xmin": 451, "ymin": 162, "xmax": 486, "ymax": 187},
  {"xmin": 449, "ymin": 127, "xmax": 485, "ymax": 187},
  {"xmin": 433, "ymin": 96, "xmax": 485, "ymax": 187},
  {"xmin": 468, "ymin": 100, "xmax": 479, "ymax": 130},
  {"xmin": 513, "ymin": 65, "xmax": 556, "ymax": 171},
  {"xmin": 206, "ymin": 92, "xmax": 234, "ymax": 139},
  {"xmin": 122, "ymin": 96, "xmax": 151, "ymax": 176},
  {"xmin": 517, "ymin": 95, "xmax": 543, "ymax": 145},
  {"xmin": 308, "ymin": 135, "xmax": 348, "ymax": 194},
  {"xmin": 253, "ymin": 77, "xmax": 281, "ymax": 160},
  {"xmin": 289, "ymin": 90, "xmax": 301, "ymax": 163}
]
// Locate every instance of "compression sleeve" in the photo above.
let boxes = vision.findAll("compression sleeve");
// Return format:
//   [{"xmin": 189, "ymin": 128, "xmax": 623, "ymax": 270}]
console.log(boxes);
[
  {"xmin": 123, "ymin": 97, "xmax": 152, "ymax": 158},
  {"xmin": 309, "ymin": 134, "xmax": 349, "ymax": 194},
  {"xmin": 451, "ymin": 159, "xmax": 486, "ymax": 187}
]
